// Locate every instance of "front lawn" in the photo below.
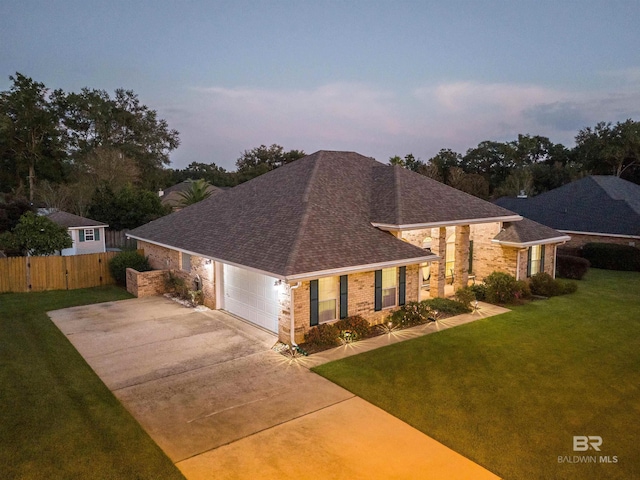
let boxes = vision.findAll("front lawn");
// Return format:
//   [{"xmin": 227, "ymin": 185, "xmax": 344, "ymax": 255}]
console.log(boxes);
[
  {"xmin": 0, "ymin": 287, "xmax": 185, "ymax": 480},
  {"xmin": 314, "ymin": 269, "xmax": 640, "ymax": 480}
]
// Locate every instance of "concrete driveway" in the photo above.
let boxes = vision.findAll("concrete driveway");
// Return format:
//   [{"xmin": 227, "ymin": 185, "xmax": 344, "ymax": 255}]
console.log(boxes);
[{"xmin": 50, "ymin": 297, "xmax": 499, "ymax": 479}]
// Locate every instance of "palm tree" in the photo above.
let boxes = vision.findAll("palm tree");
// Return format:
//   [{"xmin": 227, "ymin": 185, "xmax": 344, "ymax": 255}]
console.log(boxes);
[{"xmin": 178, "ymin": 179, "xmax": 213, "ymax": 206}]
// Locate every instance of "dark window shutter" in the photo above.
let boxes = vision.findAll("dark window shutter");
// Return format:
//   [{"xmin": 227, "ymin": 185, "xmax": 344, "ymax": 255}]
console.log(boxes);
[
  {"xmin": 398, "ymin": 266, "xmax": 406, "ymax": 306},
  {"xmin": 310, "ymin": 280, "xmax": 319, "ymax": 326},
  {"xmin": 374, "ymin": 270, "xmax": 382, "ymax": 311},
  {"xmin": 339, "ymin": 275, "xmax": 348, "ymax": 319},
  {"xmin": 79, "ymin": 230, "xmax": 85, "ymax": 242},
  {"xmin": 527, "ymin": 247, "xmax": 532, "ymax": 277},
  {"xmin": 540, "ymin": 245, "xmax": 545, "ymax": 273},
  {"xmin": 95, "ymin": 228, "xmax": 100, "ymax": 241},
  {"xmin": 468, "ymin": 240, "xmax": 474, "ymax": 273}
]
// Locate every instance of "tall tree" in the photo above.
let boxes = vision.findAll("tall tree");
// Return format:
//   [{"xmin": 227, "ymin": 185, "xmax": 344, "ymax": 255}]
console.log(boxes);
[
  {"xmin": 88, "ymin": 184, "xmax": 169, "ymax": 230},
  {"xmin": 389, "ymin": 153, "xmax": 425, "ymax": 172},
  {"xmin": 235, "ymin": 144, "xmax": 305, "ymax": 183},
  {"xmin": 0, "ymin": 73, "xmax": 66, "ymax": 200},
  {"xmin": 575, "ymin": 119, "xmax": 640, "ymax": 177},
  {"xmin": 170, "ymin": 161, "xmax": 234, "ymax": 187},
  {"xmin": 52, "ymin": 86, "xmax": 180, "ymax": 190},
  {"xmin": 425, "ymin": 149, "xmax": 463, "ymax": 184}
]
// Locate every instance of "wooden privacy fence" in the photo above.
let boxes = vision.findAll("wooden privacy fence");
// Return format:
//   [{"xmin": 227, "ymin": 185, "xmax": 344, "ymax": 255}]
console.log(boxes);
[
  {"xmin": 104, "ymin": 229, "xmax": 137, "ymax": 250},
  {"xmin": 0, "ymin": 251, "xmax": 123, "ymax": 293}
]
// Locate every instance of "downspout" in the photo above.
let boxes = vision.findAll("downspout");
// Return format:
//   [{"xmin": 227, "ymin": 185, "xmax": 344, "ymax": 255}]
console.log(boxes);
[{"xmin": 289, "ymin": 282, "xmax": 302, "ymax": 346}]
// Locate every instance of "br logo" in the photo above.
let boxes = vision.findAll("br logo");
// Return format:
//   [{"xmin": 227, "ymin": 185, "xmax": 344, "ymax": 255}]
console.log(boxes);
[{"xmin": 573, "ymin": 436, "xmax": 602, "ymax": 452}]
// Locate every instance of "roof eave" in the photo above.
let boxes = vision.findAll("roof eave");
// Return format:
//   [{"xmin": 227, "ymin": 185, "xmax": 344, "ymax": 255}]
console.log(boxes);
[
  {"xmin": 127, "ymin": 234, "xmax": 291, "ymax": 280},
  {"xmin": 372, "ymin": 215, "xmax": 522, "ymax": 231},
  {"xmin": 128, "ymin": 234, "xmax": 440, "ymax": 282},
  {"xmin": 558, "ymin": 230, "xmax": 640, "ymax": 240},
  {"xmin": 491, "ymin": 235, "xmax": 572, "ymax": 248},
  {"xmin": 284, "ymin": 254, "xmax": 440, "ymax": 283},
  {"xmin": 67, "ymin": 224, "xmax": 108, "ymax": 229}
]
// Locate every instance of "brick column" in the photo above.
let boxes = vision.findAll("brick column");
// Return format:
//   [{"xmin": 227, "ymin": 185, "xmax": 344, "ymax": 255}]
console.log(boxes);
[
  {"xmin": 454, "ymin": 225, "xmax": 470, "ymax": 291},
  {"xmin": 429, "ymin": 227, "xmax": 446, "ymax": 297},
  {"xmin": 277, "ymin": 282, "xmax": 292, "ymax": 344}
]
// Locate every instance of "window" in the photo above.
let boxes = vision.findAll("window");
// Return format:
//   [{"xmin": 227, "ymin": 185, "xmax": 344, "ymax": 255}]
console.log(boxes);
[
  {"xmin": 80, "ymin": 228, "xmax": 98, "ymax": 242},
  {"xmin": 381, "ymin": 267, "xmax": 397, "ymax": 308},
  {"xmin": 181, "ymin": 252, "xmax": 191, "ymax": 272},
  {"xmin": 318, "ymin": 276, "xmax": 338, "ymax": 323},
  {"xmin": 445, "ymin": 234, "xmax": 455, "ymax": 278},
  {"xmin": 528, "ymin": 245, "xmax": 545, "ymax": 277}
]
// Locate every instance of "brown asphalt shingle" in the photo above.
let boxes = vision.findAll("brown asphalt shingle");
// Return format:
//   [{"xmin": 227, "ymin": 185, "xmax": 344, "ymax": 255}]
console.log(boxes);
[
  {"xmin": 494, "ymin": 217, "xmax": 570, "ymax": 245},
  {"xmin": 47, "ymin": 211, "xmax": 107, "ymax": 228},
  {"xmin": 129, "ymin": 151, "xmax": 556, "ymax": 278}
]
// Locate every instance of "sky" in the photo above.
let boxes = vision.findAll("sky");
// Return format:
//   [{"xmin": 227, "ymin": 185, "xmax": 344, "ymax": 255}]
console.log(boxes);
[{"xmin": 2, "ymin": 0, "xmax": 640, "ymax": 171}]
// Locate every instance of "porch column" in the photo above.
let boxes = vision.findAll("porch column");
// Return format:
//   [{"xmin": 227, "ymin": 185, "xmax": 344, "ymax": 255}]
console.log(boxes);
[
  {"xmin": 453, "ymin": 225, "xmax": 470, "ymax": 291},
  {"xmin": 429, "ymin": 227, "xmax": 446, "ymax": 297}
]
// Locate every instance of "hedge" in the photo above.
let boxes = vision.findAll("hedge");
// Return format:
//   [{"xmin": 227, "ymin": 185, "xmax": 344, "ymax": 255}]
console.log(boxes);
[
  {"xmin": 581, "ymin": 242, "xmax": 640, "ymax": 271},
  {"xmin": 556, "ymin": 254, "xmax": 590, "ymax": 279}
]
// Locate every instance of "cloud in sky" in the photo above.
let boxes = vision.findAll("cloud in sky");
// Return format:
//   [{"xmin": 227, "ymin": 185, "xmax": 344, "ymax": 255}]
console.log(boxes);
[{"xmin": 167, "ymin": 76, "xmax": 640, "ymax": 170}]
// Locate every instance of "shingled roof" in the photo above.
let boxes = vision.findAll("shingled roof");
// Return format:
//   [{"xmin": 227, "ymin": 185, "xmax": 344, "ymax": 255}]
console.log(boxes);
[
  {"xmin": 129, "ymin": 151, "xmax": 526, "ymax": 279},
  {"xmin": 495, "ymin": 176, "xmax": 640, "ymax": 238},
  {"xmin": 47, "ymin": 211, "xmax": 107, "ymax": 228},
  {"xmin": 493, "ymin": 218, "xmax": 571, "ymax": 246}
]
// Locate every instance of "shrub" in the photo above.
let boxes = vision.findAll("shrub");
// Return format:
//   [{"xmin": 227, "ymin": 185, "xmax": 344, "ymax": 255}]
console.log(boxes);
[
  {"xmin": 582, "ymin": 242, "xmax": 640, "ymax": 271},
  {"xmin": 469, "ymin": 283, "xmax": 487, "ymax": 301},
  {"xmin": 515, "ymin": 280, "xmax": 532, "ymax": 300},
  {"xmin": 334, "ymin": 315, "xmax": 372, "ymax": 341},
  {"xmin": 109, "ymin": 250, "xmax": 152, "ymax": 285},
  {"xmin": 422, "ymin": 297, "xmax": 471, "ymax": 315},
  {"xmin": 530, "ymin": 272, "xmax": 578, "ymax": 297},
  {"xmin": 557, "ymin": 279, "xmax": 578, "ymax": 295},
  {"xmin": 529, "ymin": 272, "xmax": 559, "ymax": 297},
  {"xmin": 304, "ymin": 323, "xmax": 340, "ymax": 348},
  {"xmin": 165, "ymin": 271, "xmax": 188, "ymax": 296},
  {"xmin": 556, "ymin": 254, "xmax": 590, "ymax": 280},
  {"xmin": 454, "ymin": 286, "xmax": 476, "ymax": 308},
  {"xmin": 484, "ymin": 271, "xmax": 518, "ymax": 304},
  {"xmin": 388, "ymin": 302, "xmax": 431, "ymax": 328}
]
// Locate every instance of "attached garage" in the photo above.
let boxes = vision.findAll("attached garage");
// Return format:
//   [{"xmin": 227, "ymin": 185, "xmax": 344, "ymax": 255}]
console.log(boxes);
[{"xmin": 222, "ymin": 264, "xmax": 280, "ymax": 334}]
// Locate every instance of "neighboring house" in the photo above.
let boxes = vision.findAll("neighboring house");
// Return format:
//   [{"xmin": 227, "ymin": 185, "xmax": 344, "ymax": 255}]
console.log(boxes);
[
  {"xmin": 46, "ymin": 211, "xmax": 108, "ymax": 256},
  {"xmin": 158, "ymin": 180, "xmax": 223, "ymax": 210},
  {"xmin": 128, "ymin": 151, "xmax": 568, "ymax": 344},
  {"xmin": 495, "ymin": 175, "xmax": 640, "ymax": 249}
]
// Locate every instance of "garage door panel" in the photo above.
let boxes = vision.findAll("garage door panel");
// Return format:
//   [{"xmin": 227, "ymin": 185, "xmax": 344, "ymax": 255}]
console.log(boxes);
[{"xmin": 223, "ymin": 264, "xmax": 279, "ymax": 334}]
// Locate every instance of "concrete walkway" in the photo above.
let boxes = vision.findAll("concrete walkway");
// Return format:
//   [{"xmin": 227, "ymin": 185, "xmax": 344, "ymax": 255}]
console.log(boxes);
[{"xmin": 301, "ymin": 302, "xmax": 509, "ymax": 368}]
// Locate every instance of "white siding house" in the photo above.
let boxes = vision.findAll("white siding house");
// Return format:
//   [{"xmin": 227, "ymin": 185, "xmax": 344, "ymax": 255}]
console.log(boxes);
[{"xmin": 46, "ymin": 211, "xmax": 108, "ymax": 256}]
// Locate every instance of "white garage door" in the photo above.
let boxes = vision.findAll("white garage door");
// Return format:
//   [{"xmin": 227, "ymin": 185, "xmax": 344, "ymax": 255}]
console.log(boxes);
[{"xmin": 223, "ymin": 264, "xmax": 279, "ymax": 334}]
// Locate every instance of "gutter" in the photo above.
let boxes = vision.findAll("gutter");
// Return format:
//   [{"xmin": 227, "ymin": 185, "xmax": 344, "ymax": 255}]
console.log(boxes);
[
  {"xmin": 491, "ymin": 235, "xmax": 572, "ymax": 248},
  {"xmin": 372, "ymin": 215, "xmax": 522, "ymax": 231}
]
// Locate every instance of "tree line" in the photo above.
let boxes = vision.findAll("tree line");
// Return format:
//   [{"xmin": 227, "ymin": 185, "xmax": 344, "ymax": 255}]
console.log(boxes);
[
  {"xmin": 390, "ymin": 124, "xmax": 640, "ymax": 200},
  {"xmin": 2, "ymin": 72, "xmax": 639, "ymax": 247}
]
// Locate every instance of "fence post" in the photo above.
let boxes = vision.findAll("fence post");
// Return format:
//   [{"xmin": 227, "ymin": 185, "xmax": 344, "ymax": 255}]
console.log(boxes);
[
  {"xmin": 64, "ymin": 256, "xmax": 69, "ymax": 290},
  {"xmin": 25, "ymin": 256, "xmax": 31, "ymax": 291}
]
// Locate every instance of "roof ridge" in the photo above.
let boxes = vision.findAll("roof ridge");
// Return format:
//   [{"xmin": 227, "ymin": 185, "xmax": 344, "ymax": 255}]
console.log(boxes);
[
  {"xmin": 393, "ymin": 165, "xmax": 403, "ymax": 225},
  {"xmin": 283, "ymin": 152, "xmax": 323, "ymax": 276}
]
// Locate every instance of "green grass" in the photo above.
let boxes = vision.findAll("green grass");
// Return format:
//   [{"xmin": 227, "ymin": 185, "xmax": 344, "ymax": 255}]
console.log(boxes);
[
  {"xmin": 0, "ymin": 286, "xmax": 185, "ymax": 480},
  {"xmin": 314, "ymin": 270, "xmax": 640, "ymax": 480}
]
